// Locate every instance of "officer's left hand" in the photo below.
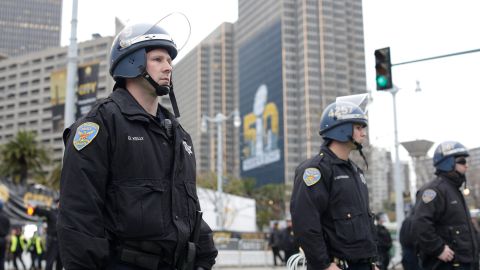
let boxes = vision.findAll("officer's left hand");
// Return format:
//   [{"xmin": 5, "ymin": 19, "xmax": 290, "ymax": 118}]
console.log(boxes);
[{"xmin": 195, "ymin": 267, "xmax": 207, "ymax": 270}]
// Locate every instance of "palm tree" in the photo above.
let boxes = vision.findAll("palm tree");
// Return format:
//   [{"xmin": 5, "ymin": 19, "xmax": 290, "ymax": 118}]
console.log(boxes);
[
  {"xmin": 35, "ymin": 162, "xmax": 62, "ymax": 190},
  {"xmin": 0, "ymin": 131, "xmax": 50, "ymax": 186}
]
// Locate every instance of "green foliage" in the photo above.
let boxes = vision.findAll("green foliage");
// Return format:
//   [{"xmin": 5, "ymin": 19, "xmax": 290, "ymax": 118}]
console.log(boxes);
[
  {"xmin": 35, "ymin": 162, "xmax": 62, "ymax": 190},
  {"xmin": 253, "ymin": 183, "xmax": 285, "ymax": 229},
  {"xmin": 0, "ymin": 131, "xmax": 50, "ymax": 186}
]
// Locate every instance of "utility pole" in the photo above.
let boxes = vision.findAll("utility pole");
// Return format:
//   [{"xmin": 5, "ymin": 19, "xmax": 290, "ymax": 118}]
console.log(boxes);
[{"xmin": 64, "ymin": 0, "xmax": 79, "ymax": 130}]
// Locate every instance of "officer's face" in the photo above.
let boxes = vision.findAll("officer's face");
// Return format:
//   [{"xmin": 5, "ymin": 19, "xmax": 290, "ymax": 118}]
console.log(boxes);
[
  {"xmin": 455, "ymin": 156, "xmax": 468, "ymax": 175},
  {"xmin": 145, "ymin": 48, "xmax": 172, "ymax": 86},
  {"xmin": 352, "ymin": 124, "xmax": 367, "ymax": 144}
]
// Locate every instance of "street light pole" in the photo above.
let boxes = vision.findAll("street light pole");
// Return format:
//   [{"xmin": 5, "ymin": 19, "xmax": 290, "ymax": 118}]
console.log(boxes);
[
  {"xmin": 390, "ymin": 86, "xmax": 404, "ymax": 235},
  {"xmin": 202, "ymin": 110, "xmax": 241, "ymax": 231},
  {"xmin": 216, "ymin": 113, "xmax": 224, "ymax": 230}
]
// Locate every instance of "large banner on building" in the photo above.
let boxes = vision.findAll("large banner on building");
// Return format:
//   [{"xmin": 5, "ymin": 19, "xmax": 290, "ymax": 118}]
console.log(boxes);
[
  {"xmin": 50, "ymin": 69, "xmax": 67, "ymax": 132},
  {"xmin": 239, "ymin": 21, "xmax": 284, "ymax": 186},
  {"xmin": 76, "ymin": 63, "xmax": 99, "ymax": 119}
]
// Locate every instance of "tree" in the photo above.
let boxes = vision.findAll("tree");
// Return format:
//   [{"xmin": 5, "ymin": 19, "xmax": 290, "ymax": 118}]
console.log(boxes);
[
  {"xmin": 35, "ymin": 162, "xmax": 62, "ymax": 190},
  {"xmin": 0, "ymin": 131, "xmax": 50, "ymax": 186},
  {"xmin": 253, "ymin": 183, "xmax": 285, "ymax": 229}
]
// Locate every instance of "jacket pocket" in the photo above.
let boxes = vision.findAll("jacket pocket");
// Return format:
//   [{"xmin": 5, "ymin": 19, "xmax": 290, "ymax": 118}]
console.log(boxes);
[
  {"xmin": 331, "ymin": 207, "xmax": 367, "ymax": 244},
  {"xmin": 448, "ymin": 225, "xmax": 472, "ymax": 253},
  {"xmin": 113, "ymin": 179, "xmax": 167, "ymax": 238}
]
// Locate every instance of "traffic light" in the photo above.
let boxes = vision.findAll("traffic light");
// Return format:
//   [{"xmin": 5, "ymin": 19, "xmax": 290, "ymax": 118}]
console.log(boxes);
[
  {"xmin": 374, "ymin": 47, "xmax": 393, "ymax": 90},
  {"xmin": 27, "ymin": 205, "xmax": 34, "ymax": 216}
]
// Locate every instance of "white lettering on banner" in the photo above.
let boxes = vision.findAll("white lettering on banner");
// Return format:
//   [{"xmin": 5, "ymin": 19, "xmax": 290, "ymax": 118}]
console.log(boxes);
[{"xmin": 242, "ymin": 149, "xmax": 281, "ymax": 171}]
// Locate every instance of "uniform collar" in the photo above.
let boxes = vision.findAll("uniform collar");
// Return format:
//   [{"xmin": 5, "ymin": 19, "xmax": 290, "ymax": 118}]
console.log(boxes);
[
  {"xmin": 110, "ymin": 88, "xmax": 178, "ymax": 127},
  {"xmin": 438, "ymin": 172, "xmax": 465, "ymax": 189},
  {"xmin": 321, "ymin": 145, "xmax": 350, "ymax": 165}
]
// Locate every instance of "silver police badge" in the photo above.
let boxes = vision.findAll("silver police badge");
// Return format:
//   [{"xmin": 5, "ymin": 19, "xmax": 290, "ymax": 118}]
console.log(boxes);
[
  {"xmin": 359, "ymin": 173, "xmax": 367, "ymax": 184},
  {"xmin": 422, "ymin": 189, "xmax": 437, "ymax": 203}
]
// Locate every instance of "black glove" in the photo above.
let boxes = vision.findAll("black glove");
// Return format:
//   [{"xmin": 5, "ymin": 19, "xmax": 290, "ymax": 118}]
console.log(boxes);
[{"xmin": 196, "ymin": 267, "xmax": 207, "ymax": 270}]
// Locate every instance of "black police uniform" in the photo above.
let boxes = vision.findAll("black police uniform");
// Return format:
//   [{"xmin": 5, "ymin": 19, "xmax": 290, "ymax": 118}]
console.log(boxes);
[
  {"xmin": 34, "ymin": 207, "xmax": 62, "ymax": 270},
  {"xmin": 413, "ymin": 173, "xmax": 478, "ymax": 270},
  {"xmin": 290, "ymin": 145, "xmax": 377, "ymax": 270},
  {"xmin": 375, "ymin": 222, "xmax": 392, "ymax": 270},
  {"xmin": 58, "ymin": 88, "xmax": 217, "ymax": 270},
  {"xmin": 399, "ymin": 213, "xmax": 421, "ymax": 270}
]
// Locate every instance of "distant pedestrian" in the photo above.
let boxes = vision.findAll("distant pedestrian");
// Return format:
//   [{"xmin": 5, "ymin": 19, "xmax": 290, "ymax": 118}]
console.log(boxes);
[
  {"xmin": 10, "ymin": 228, "xmax": 26, "ymax": 270},
  {"xmin": 269, "ymin": 222, "xmax": 284, "ymax": 266},
  {"xmin": 281, "ymin": 219, "xmax": 299, "ymax": 263},
  {"xmin": 27, "ymin": 231, "xmax": 43, "ymax": 270},
  {"xmin": 375, "ymin": 213, "xmax": 392, "ymax": 270},
  {"xmin": 399, "ymin": 210, "xmax": 421, "ymax": 270},
  {"xmin": 0, "ymin": 200, "xmax": 10, "ymax": 270},
  {"xmin": 31, "ymin": 202, "xmax": 61, "ymax": 270}
]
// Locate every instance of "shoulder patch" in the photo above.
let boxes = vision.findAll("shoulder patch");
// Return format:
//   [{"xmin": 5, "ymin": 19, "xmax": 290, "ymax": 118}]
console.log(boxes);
[
  {"xmin": 73, "ymin": 122, "xmax": 100, "ymax": 151},
  {"xmin": 422, "ymin": 189, "xmax": 437, "ymax": 204},
  {"xmin": 303, "ymin": 168, "xmax": 321, "ymax": 186}
]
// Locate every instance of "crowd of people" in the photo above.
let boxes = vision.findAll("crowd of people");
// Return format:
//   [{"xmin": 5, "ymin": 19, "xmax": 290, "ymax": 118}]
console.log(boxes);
[{"xmin": 0, "ymin": 202, "xmax": 62, "ymax": 270}]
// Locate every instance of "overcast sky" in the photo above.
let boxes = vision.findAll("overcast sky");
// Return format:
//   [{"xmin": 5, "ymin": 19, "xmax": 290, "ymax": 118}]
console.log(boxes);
[{"xmin": 61, "ymin": 0, "xmax": 480, "ymax": 159}]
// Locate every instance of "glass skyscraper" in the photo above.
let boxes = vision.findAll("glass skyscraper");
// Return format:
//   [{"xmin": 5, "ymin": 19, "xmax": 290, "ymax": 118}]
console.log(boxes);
[{"xmin": 0, "ymin": 0, "xmax": 62, "ymax": 57}]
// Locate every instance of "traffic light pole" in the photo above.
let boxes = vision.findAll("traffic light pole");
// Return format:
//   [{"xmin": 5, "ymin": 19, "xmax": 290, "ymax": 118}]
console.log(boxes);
[
  {"xmin": 390, "ymin": 87, "xmax": 404, "ymax": 236},
  {"xmin": 392, "ymin": 48, "xmax": 480, "ymax": 66},
  {"xmin": 376, "ymin": 46, "xmax": 480, "ymax": 235}
]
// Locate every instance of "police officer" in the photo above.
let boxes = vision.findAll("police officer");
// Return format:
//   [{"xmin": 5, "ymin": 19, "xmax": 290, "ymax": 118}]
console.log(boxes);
[
  {"xmin": 290, "ymin": 98, "xmax": 377, "ymax": 270},
  {"xmin": 57, "ymin": 22, "xmax": 218, "ymax": 270},
  {"xmin": 413, "ymin": 141, "xmax": 478, "ymax": 270},
  {"xmin": 32, "ymin": 202, "xmax": 61, "ymax": 270}
]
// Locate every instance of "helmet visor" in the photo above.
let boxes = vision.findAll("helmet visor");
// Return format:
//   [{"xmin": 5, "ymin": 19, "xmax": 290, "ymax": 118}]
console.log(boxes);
[
  {"xmin": 336, "ymin": 93, "xmax": 369, "ymax": 114},
  {"xmin": 333, "ymin": 93, "xmax": 369, "ymax": 123},
  {"xmin": 117, "ymin": 22, "xmax": 175, "ymax": 51},
  {"xmin": 118, "ymin": 13, "xmax": 190, "ymax": 54}
]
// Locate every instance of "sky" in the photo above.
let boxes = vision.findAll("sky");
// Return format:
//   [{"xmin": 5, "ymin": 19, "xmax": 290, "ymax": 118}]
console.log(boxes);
[{"xmin": 61, "ymin": 0, "xmax": 480, "ymax": 160}]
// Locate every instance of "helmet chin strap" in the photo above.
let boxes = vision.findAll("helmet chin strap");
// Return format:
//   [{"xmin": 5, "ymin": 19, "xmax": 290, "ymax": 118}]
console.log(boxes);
[
  {"xmin": 351, "ymin": 137, "xmax": 368, "ymax": 169},
  {"xmin": 142, "ymin": 70, "xmax": 170, "ymax": 96},
  {"xmin": 141, "ymin": 70, "xmax": 180, "ymax": 117}
]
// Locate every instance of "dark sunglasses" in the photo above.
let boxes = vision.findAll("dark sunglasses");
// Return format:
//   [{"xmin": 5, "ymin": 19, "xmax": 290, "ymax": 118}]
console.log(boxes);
[{"xmin": 456, "ymin": 157, "xmax": 467, "ymax": 165}]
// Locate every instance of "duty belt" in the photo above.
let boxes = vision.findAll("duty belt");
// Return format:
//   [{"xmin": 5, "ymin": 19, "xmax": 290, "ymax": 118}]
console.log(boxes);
[
  {"xmin": 117, "ymin": 240, "xmax": 173, "ymax": 270},
  {"xmin": 333, "ymin": 257, "xmax": 376, "ymax": 270}
]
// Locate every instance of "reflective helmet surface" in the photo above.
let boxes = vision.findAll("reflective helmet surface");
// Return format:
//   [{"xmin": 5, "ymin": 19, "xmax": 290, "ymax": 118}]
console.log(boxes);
[
  {"xmin": 319, "ymin": 101, "xmax": 368, "ymax": 142},
  {"xmin": 109, "ymin": 23, "xmax": 178, "ymax": 81},
  {"xmin": 433, "ymin": 141, "xmax": 469, "ymax": 172}
]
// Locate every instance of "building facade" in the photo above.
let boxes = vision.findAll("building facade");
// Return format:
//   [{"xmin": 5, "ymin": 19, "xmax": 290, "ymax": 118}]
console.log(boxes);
[
  {"xmin": 0, "ymin": 0, "xmax": 62, "ymax": 57},
  {"xmin": 0, "ymin": 37, "xmax": 114, "ymax": 167},
  {"xmin": 174, "ymin": 23, "xmax": 238, "ymax": 177}
]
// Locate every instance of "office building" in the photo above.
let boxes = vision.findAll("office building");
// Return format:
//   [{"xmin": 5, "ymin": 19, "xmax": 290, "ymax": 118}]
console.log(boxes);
[
  {"xmin": 0, "ymin": 37, "xmax": 114, "ymax": 165},
  {"xmin": 174, "ymin": 23, "xmax": 238, "ymax": 176},
  {"xmin": 0, "ymin": 0, "xmax": 62, "ymax": 57}
]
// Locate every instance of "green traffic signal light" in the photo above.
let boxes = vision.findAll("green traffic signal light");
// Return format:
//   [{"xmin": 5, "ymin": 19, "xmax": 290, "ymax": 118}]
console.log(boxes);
[
  {"xmin": 374, "ymin": 47, "xmax": 393, "ymax": 90},
  {"xmin": 376, "ymin": 75, "xmax": 388, "ymax": 88}
]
